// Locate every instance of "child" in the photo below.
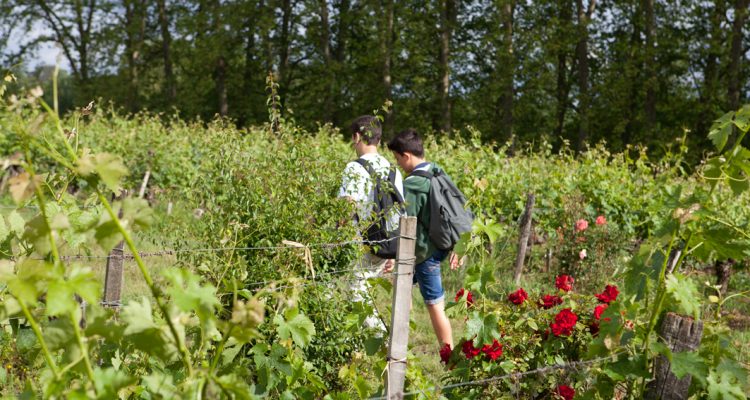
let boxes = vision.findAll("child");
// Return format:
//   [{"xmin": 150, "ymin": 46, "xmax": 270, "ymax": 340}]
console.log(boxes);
[
  {"xmin": 387, "ymin": 128, "xmax": 461, "ymax": 350},
  {"xmin": 338, "ymin": 115, "xmax": 404, "ymax": 330}
]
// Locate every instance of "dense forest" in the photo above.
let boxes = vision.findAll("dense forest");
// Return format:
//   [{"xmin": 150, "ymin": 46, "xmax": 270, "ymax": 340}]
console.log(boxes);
[{"xmin": 1, "ymin": 0, "xmax": 749, "ymax": 153}]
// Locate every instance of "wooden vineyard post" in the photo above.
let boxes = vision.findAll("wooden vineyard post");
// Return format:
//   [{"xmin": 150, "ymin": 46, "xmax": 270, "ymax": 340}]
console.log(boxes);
[
  {"xmin": 513, "ymin": 193, "xmax": 535, "ymax": 285},
  {"xmin": 645, "ymin": 312, "xmax": 704, "ymax": 400},
  {"xmin": 103, "ymin": 190, "xmax": 128, "ymax": 308},
  {"xmin": 386, "ymin": 216, "xmax": 417, "ymax": 399}
]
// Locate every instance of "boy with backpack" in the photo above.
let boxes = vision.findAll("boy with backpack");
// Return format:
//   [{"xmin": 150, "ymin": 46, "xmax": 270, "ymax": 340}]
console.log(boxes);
[
  {"xmin": 387, "ymin": 129, "xmax": 473, "ymax": 351},
  {"xmin": 338, "ymin": 115, "xmax": 404, "ymax": 330}
]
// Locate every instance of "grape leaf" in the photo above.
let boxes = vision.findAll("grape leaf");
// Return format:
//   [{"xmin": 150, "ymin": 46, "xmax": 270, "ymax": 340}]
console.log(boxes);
[
  {"xmin": 665, "ymin": 273, "xmax": 701, "ymax": 319},
  {"xmin": 707, "ymin": 370, "xmax": 746, "ymax": 400},
  {"xmin": 274, "ymin": 308, "xmax": 316, "ymax": 348},
  {"xmin": 670, "ymin": 351, "xmax": 708, "ymax": 387}
]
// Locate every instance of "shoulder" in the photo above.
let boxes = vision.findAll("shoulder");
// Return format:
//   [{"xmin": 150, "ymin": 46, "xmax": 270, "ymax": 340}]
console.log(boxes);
[{"xmin": 343, "ymin": 160, "xmax": 367, "ymax": 175}]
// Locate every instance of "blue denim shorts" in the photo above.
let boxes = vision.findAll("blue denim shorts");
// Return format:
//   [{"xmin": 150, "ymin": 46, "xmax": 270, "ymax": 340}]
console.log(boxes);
[{"xmin": 413, "ymin": 250, "xmax": 447, "ymax": 305}]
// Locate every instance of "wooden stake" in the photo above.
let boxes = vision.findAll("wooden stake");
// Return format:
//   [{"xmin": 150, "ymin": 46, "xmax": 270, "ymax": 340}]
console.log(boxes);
[
  {"xmin": 645, "ymin": 312, "xmax": 704, "ymax": 400},
  {"xmin": 513, "ymin": 193, "xmax": 535, "ymax": 285},
  {"xmin": 386, "ymin": 216, "xmax": 417, "ymax": 399},
  {"xmin": 138, "ymin": 170, "xmax": 151, "ymax": 199},
  {"xmin": 103, "ymin": 191, "xmax": 128, "ymax": 308}
]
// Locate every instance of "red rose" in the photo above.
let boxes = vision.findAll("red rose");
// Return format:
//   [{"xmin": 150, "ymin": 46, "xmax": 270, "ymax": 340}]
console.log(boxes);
[
  {"xmin": 595, "ymin": 285, "xmax": 619, "ymax": 304},
  {"xmin": 556, "ymin": 384, "xmax": 575, "ymax": 400},
  {"xmin": 575, "ymin": 219, "xmax": 588, "ymax": 232},
  {"xmin": 550, "ymin": 308, "xmax": 578, "ymax": 336},
  {"xmin": 439, "ymin": 343, "xmax": 452, "ymax": 364},
  {"xmin": 481, "ymin": 339, "xmax": 503, "ymax": 361},
  {"xmin": 593, "ymin": 304, "xmax": 608, "ymax": 320},
  {"xmin": 596, "ymin": 215, "xmax": 606, "ymax": 225},
  {"xmin": 539, "ymin": 294, "xmax": 563, "ymax": 309},
  {"xmin": 455, "ymin": 288, "xmax": 475, "ymax": 307},
  {"xmin": 555, "ymin": 275, "xmax": 575, "ymax": 292},
  {"xmin": 508, "ymin": 288, "xmax": 528, "ymax": 305},
  {"xmin": 462, "ymin": 339, "xmax": 481, "ymax": 359}
]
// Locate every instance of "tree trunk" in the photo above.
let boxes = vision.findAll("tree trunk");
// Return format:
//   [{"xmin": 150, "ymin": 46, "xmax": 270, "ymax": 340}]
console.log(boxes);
[
  {"xmin": 319, "ymin": 0, "xmax": 334, "ymax": 122},
  {"xmin": 240, "ymin": 2, "xmax": 259, "ymax": 125},
  {"xmin": 643, "ymin": 0, "xmax": 656, "ymax": 131},
  {"xmin": 697, "ymin": 0, "xmax": 726, "ymax": 135},
  {"xmin": 212, "ymin": 0, "xmax": 228, "ymax": 116},
  {"xmin": 554, "ymin": 0, "xmax": 572, "ymax": 140},
  {"xmin": 382, "ymin": 0, "xmax": 395, "ymax": 133},
  {"xmin": 216, "ymin": 56, "xmax": 228, "ymax": 116},
  {"xmin": 497, "ymin": 0, "xmax": 514, "ymax": 145},
  {"xmin": 727, "ymin": 0, "xmax": 748, "ymax": 110},
  {"xmin": 124, "ymin": 0, "xmax": 145, "ymax": 112},
  {"xmin": 157, "ymin": 0, "xmax": 176, "ymax": 104},
  {"xmin": 715, "ymin": 259, "xmax": 734, "ymax": 296},
  {"xmin": 334, "ymin": 0, "xmax": 350, "ymax": 64},
  {"xmin": 622, "ymin": 2, "xmax": 642, "ymax": 147},
  {"xmin": 437, "ymin": 0, "xmax": 455, "ymax": 133},
  {"xmin": 574, "ymin": 0, "xmax": 595, "ymax": 154},
  {"xmin": 279, "ymin": 0, "xmax": 293, "ymax": 95}
]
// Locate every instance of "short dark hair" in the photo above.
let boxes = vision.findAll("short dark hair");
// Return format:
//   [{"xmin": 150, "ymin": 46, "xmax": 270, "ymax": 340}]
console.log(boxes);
[
  {"xmin": 387, "ymin": 129, "xmax": 424, "ymax": 157},
  {"xmin": 350, "ymin": 115, "xmax": 382, "ymax": 145}
]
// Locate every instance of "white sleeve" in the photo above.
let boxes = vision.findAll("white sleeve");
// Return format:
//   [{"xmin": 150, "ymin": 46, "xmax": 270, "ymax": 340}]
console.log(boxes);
[
  {"xmin": 338, "ymin": 162, "xmax": 369, "ymax": 203},
  {"xmin": 394, "ymin": 169, "xmax": 404, "ymax": 200}
]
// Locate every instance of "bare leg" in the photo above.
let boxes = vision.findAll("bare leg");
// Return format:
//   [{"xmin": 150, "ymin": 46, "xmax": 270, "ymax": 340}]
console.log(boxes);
[{"xmin": 426, "ymin": 301, "xmax": 452, "ymax": 348}]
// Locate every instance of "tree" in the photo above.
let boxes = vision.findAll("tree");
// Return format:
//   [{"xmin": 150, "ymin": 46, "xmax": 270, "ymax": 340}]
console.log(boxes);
[
  {"xmin": 574, "ymin": 0, "xmax": 595, "ymax": 153},
  {"xmin": 437, "ymin": 0, "xmax": 456, "ymax": 133},
  {"xmin": 157, "ymin": 0, "xmax": 176, "ymax": 105},
  {"xmin": 727, "ymin": 0, "xmax": 748, "ymax": 110},
  {"xmin": 497, "ymin": 0, "xmax": 514, "ymax": 143}
]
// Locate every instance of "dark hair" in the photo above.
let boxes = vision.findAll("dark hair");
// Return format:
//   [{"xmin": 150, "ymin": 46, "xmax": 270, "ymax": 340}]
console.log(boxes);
[
  {"xmin": 387, "ymin": 128, "xmax": 424, "ymax": 157},
  {"xmin": 350, "ymin": 115, "xmax": 382, "ymax": 145}
]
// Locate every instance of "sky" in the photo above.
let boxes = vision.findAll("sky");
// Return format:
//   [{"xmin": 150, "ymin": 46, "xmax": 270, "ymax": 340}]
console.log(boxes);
[{"xmin": 4, "ymin": 20, "xmax": 71, "ymax": 71}]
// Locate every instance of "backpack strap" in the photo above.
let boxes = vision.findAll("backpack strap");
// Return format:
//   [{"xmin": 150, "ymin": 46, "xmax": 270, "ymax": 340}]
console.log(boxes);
[
  {"xmin": 354, "ymin": 158, "xmax": 377, "ymax": 177},
  {"xmin": 387, "ymin": 168, "xmax": 405, "ymax": 203},
  {"xmin": 409, "ymin": 169, "xmax": 434, "ymax": 179}
]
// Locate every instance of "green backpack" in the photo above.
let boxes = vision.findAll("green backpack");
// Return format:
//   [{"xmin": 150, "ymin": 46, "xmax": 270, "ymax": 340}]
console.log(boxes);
[{"xmin": 410, "ymin": 166, "xmax": 474, "ymax": 250}]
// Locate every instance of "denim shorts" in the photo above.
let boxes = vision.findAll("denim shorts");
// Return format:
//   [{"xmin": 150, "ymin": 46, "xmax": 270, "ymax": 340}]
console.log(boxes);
[{"xmin": 413, "ymin": 250, "xmax": 447, "ymax": 305}]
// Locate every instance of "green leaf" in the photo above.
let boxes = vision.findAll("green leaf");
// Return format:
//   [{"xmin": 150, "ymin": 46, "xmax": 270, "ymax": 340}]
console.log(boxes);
[
  {"xmin": 93, "ymin": 367, "xmax": 135, "ymax": 399},
  {"xmin": 121, "ymin": 198, "xmax": 154, "ymax": 229},
  {"xmin": 22, "ymin": 215, "xmax": 52, "ymax": 255},
  {"xmin": 121, "ymin": 297, "xmax": 157, "ymax": 335},
  {"xmin": 465, "ymin": 312, "xmax": 500, "ymax": 346},
  {"xmin": 46, "ymin": 280, "xmax": 76, "ymax": 316},
  {"xmin": 274, "ymin": 308, "xmax": 315, "ymax": 348},
  {"xmin": 67, "ymin": 266, "xmax": 101, "ymax": 304},
  {"xmin": 7, "ymin": 211, "xmax": 25, "ymax": 235},
  {"xmin": 665, "ymin": 273, "xmax": 701, "ymax": 319},
  {"xmin": 0, "ymin": 216, "xmax": 8, "ymax": 242},
  {"xmin": 94, "ymin": 219, "xmax": 122, "ymax": 252},
  {"xmin": 93, "ymin": 153, "xmax": 129, "ymax": 193},
  {"xmin": 670, "ymin": 351, "xmax": 707, "ymax": 387},
  {"xmin": 708, "ymin": 111, "xmax": 735, "ymax": 152},
  {"xmin": 733, "ymin": 104, "xmax": 750, "ymax": 132},
  {"xmin": 707, "ymin": 369, "xmax": 747, "ymax": 400},
  {"xmin": 163, "ymin": 268, "xmax": 219, "ymax": 314}
]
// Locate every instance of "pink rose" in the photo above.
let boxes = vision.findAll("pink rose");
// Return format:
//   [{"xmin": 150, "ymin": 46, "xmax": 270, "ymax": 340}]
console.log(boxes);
[
  {"xmin": 596, "ymin": 215, "xmax": 606, "ymax": 225},
  {"xmin": 575, "ymin": 219, "xmax": 588, "ymax": 232}
]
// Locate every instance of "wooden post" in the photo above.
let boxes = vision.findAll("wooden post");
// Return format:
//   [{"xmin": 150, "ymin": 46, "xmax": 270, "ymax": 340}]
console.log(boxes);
[
  {"xmin": 138, "ymin": 170, "xmax": 151, "ymax": 199},
  {"xmin": 513, "ymin": 193, "xmax": 535, "ymax": 285},
  {"xmin": 386, "ymin": 216, "xmax": 417, "ymax": 399},
  {"xmin": 103, "ymin": 191, "xmax": 128, "ymax": 308},
  {"xmin": 645, "ymin": 312, "xmax": 704, "ymax": 400}
]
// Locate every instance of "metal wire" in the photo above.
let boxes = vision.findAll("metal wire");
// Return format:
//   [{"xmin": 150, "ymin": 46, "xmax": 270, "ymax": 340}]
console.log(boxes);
[{"xmin": 368, "ymin": 351, "xmax": 625, "ymax": 400}]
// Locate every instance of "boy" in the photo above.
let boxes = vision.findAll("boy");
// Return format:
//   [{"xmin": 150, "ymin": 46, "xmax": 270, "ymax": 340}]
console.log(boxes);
[
  {"xmin": 338, "ymin": 115, "xmax": 404, "ymax": 330},
  {"xmin": 387, "ymin": 128, "xmax": 461, "ymax": 350}
]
